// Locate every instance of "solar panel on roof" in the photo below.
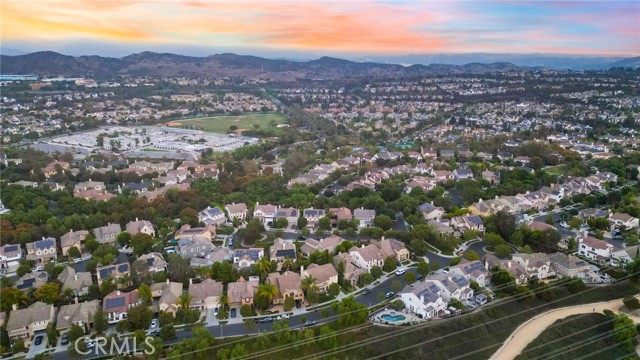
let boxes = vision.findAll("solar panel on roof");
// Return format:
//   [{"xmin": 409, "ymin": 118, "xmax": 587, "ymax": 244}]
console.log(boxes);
[
  {"xmin": 105, "ymin": 297, "xmax": 125, "ymax": 309},
  {"xmin": 276, "ymin": 249, "xmax": 296, "ymax": 258},
  {"xmin": 4, "ymin": 245, "xmax": 18, "ymax": 252},
  {"xmin": 99, "ymin": 268, "xmax": 113, "ymax": 278},
  {"xmin": 118, "ymin": 264, "xmax": 129, "ymax": 272},
  {"xmin": 146, "ymin": 258, "xmax": 155, "ymax": 265}
]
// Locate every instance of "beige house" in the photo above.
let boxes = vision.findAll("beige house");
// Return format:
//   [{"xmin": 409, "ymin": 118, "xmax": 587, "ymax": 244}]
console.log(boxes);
[
  {"xmin": 375, "ymin": 238, "xmax": 410, "ymax": 262},
  {"xmin": 126, "ymin": 218, "xmax": 156, "ymax": 237},
  {"xmin": 227, "ymin": 277, "xmax": 259, "ymax": 308},
  {"xmin": 60, "ymin": 230, "xmax": 88, "ymax": 257},
  {"xmin": 302, "ymin": 264, "xmax": 338, "ymax": 293},
  {"xmin": 189, "ymin": 278, "xmax": 223, "ymax": 312},
  {"xmin": 56, "ymin": 300, "xmax": 100, "ymax": 333},
  {"xmin": 269, "ymin": 238, "xmax": 297, "ymax": 269},
  {"xmin": 151, "ymin": 280, "xmax": 184, "ymax": 315},
  {"xmin": 6, "ymin": 302, "xmax": 55, "ymax": 342},
  {"xmin": 349, "ymin": 244, "xmax": 384, "ymax": 272},
  {"xmin": 268, "ymin": 271, "xmax": 304, "ymax": 305},
  {"xmin": 58, "ymin": 266, "xmax": 93, "ymax": 297},
  {"xmin": 25, "ymin": 238, "xmax": 57, "ymax": 265},
  {"xmin": 333, "ymin": 253, "xmax": 366, "ymax": 287}
]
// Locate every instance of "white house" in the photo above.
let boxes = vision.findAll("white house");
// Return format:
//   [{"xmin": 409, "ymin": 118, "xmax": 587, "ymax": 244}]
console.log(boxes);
[
  {"xmin": 610, "ymin": 213, "xmax": 639, "ymax": 230},
  {"xmin": 399, "ymin": 282, "xmax": 447, "ymax": 319},
  {"xmin": 253, "ymin": 204, "xmax": 277, "ymax": 227},
  {"xmin": 198, "ymin": 206, "xmax": 227, "ymax": 226},
  {"xmin": 349, "ymin": 245, "xmax": 384, "ymax": 272},
  {"xmin": 578, "ymin": 236, "xmax": 614, "ymax": 262},
  {"xmin": 0, "ymin": 244, "xmax": 23, "ymax": 271},
  {"xmin": 225, "ymin": 203, "xmax": 248, "ymax": 223},
  {"xmin": 449, "ymin": 260, "xmax": 490, "ymax": 287},
  {"xmin": 233, "ymin": 248, "xmax": 264, "ymax": 268},
  {"xmin": 125, "ymin": 218, "xmax": 155, "ymax": 237},
  {"xmin": 424, "ymin": 274, "xmax": 474, "ymax": 302},
  {"xmin": 511, "ymin": 253, "xmax": 555, "ymax": 280},
  {"xmin": 353, "ymin": 208, "xmax": 376, "ymax": 229}
]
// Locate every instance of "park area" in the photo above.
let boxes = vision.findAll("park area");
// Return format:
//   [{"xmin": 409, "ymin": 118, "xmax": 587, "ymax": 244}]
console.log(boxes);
[{"xmin": 167, "ymin": 112, "xmax": 288, "ymax": 134}]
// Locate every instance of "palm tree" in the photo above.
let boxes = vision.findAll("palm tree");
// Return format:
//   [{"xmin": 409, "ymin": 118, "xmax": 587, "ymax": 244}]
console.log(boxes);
[
  {"xmin": 177, "ymin": 293, "xmax": 192, "ymax": 310},
  {"xmin": 301, "ymin": 275, "xmax": 317, "ymax": 294},
  {"xmin": 117, "ymin": 273, "xmax": 132, "ymax": 288},
  {"xmin": 281, "ymin": 258, "xmax": 294, "ymax": 272},
  {"xmin": 257, "ymin": 258, "xmax": 272, "ymax": 280},
  {"xmin": 257, "ymin": 283, "xmax": 279, "ymax": 310},
  {"xmin": 218, "ymin": 294, "xmax": 230, "ymax": 312}
]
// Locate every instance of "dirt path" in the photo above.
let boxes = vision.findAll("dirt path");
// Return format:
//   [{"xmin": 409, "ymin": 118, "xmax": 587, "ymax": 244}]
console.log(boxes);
[{"xmin": 489, "ymin": 297, "xmax": 640, "ymax": 360}]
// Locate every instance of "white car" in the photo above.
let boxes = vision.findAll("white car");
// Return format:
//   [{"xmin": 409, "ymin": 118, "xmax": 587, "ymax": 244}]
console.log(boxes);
[
  {"xmin": 151, "ymin": 319, "xmax": 158, "ymax": 328},
  {"xmin": 73, "ymin": 258, "xmax": 83, "ymax": 264},
  {"xmin": 34, "ymin": 266, "xmax": 44, "ymax": 272},
  {"xmin": 395, "ymin": 269, "xmax": 406, "ymax": 276}
]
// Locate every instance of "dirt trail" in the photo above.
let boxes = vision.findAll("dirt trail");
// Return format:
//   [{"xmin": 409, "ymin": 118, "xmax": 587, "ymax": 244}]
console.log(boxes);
[{"xmin": 489, "ymin": 297, "xmax": 640, "ymax": 360}]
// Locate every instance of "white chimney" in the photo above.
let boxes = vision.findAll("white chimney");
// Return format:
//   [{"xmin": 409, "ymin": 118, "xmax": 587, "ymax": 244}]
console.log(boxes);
[
  {"xmin": 189, "ymin": 278, "xmax": 193, "ymax": 285},
  {"xmin": 74, "ymin": 274, "xmax": 78, "ymax": 281},
  {"xmin": 12, "ymin": 304, "xmax": 17, "ymax": 311}
]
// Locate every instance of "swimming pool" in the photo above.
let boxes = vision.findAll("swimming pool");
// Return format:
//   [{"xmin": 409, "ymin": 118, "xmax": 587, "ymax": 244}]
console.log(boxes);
[{"xmin": 381, "ymin": 314, "xmax": 406, "ymax": 322}]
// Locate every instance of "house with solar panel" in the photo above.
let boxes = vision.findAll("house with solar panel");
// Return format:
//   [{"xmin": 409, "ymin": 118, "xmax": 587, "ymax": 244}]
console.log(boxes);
[
  {"xmin": 303, "ymin": 208, "xmax": 326, "ymax": 229},
  {"xmin": 418, "ymin": 202, "xmax": 445, "ymax": 221},
  {"xmin": 103, "ymin": 290, "xmax": 141, "ymax": 324},
  {"xmin": 58, "ymin": 266, "xmax": 93, "ymax": 297},
  {"xmin": 96, "ymin": 262, "xmax": 131, "ymax": 288},
  {"xmin": 25, "ymin": 237, "xmax": 57, "ymax": 265},
  {"xmin": 0, "ymin": 243, "xmax": 23, "ymax": 271},
  {"xmin": 198, "ymin": 206, "xmax": 227, "ymax": 226},
  {"xmin": 399, "ymin": 282, "xmax": 447, "ymax": 319},
  {"xmin": 269, "ymin": 238, "xmax": 296, "ymax": 270},
  {"xmin": 424, "ymin": 273, "xmax": 474, "ymax": 302},
  {"xmin": 450, "ymin": 215, "xmax": 485, "ymax": 233},
  {"xmin": 60, "ymin": 229, "xmax": 88, "ymax": 257},
  {"xmin": 275, "ymin": 207, "xmax": 299, "ymax": 230},
  {"xmin": 233, "ymin": 248, "xmax": 264, "ymax": 268},
  {"xmin": 15, "ymin": 271, "xmax": 48, "ymax": 292},
  {"xmin": 177, "ymin": 237, "xmax": 215, "ymax": 261},
  {"xmin": 92, "ymin": 223, "xmax": 122, "ymax": 244},
  {"xmin": 174, "ymin": 224, "xmax": 216, "ymax": 241},
  {"xmin": 449, "ymin": 260, "xmax": 490, "ymax": 287},
  {"xmin": 134, "ymin": 253, "xmax": 167, "ymax": 273}
]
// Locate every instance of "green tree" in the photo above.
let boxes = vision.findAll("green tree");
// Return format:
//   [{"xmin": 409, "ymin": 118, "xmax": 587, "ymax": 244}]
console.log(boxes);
[
  {"xmin": 93, "ymin": 309, "xmax": 109, "ymax": 334},
  {"xmin": 307, "ymin": 288, "xmax": 320, "ymax": 308},
  {"xmin": 16, "ymin": 264, "xmax": 32, "ymax": 277},
  {"xmin": 256, "ymin": 283, "xmax": 279, "ymax": 310},
  {"xmin": 34, "ymin": 282, "xmax": 61, "ymax": 304},
  {"xmin": 127, "ymin": 304, "xmax": 153, "ymax": 330},
  {"xmin": 331, "ymin": 296, "xmax": 368, "ymax": 327},
  {"xmin": 623, "ymin": 296, "xmax": 640, "ymax": 310},
  {"xmin": 382, "ymin": 256, "xmax": 398, "ymax": 272},
  {"xmin": 131, "ymin": 233, "xmax": 154, "ymax": 256},
  {"xmin": 46, "ymin": 323, "xmax": 58, "ymax": 347},
  {"xmin": 545, "ymin": 214, "xmax": 554, "ymax": 225},
  {"xmin": 613, "ymin": 314, "xmax": 638, "ymax": 351},
  {"xmin": 357, "ymin": 273, "xmax": 374, "ymax": 287},
  {"xmin": 464, "ymin": 250, "xmax": 479, "ymax": 261},
  {"xmin": 373, "ymin": 215, "xmax": 393, "ymax": 231},
  {"xmin": 417, "ymin": 259, "xmax": 429, "ymax": 275},
  {"xmin": 138, "ymin": 283, "xmax": 152, "ymax": 305},
  {"xmin": 67, "ymin": 324, "xmax": 85, "ymax": 342},
  {"xmin": 240, "ymin": 303, "xmax": 255, "ymax": 317},
  {"xmin": 370, "ymin": 266, "xmax": 383, "ymax": 279},
  {"xmin": 160, "ymin": 324, "xmax": 177, "ymax": 340},
  {"xmin": 327, "ymin": 283, "xmax": 341, "ymax": 298},
  {"xmin": 318, "ymin": 217, "xmax": 331, "ymax": 231},
  {"xmin": 491, "ymin": 268, "xmax": 516, "ymax": 295},
  {"xmin": 404, "ymin": 272, "xmax": 416, "ymax": 283},
  {"xmin": 117, "ymin": 232, "xmax": 132, "ymax": 247},
  {"xmin": 568, "ymin": 217, "xmax": 583, "ymax": 230},
  {"xmin": 11, "ymin": 340, "xmax": 25, "ymax": 354},
  {"xmin": 297, "ymin": 217, "xmax": 308, "ymax": 230},
  {"xmin": 274, "ymin": 218, "xmax": 288, "ymax": 229},
  {"xmin": 67, "ymin": 246, "xmax": 81, "ymax": 259},
  {"xmin": 495, "ymin": 244, "xmax": 512, "ymax": 258}
]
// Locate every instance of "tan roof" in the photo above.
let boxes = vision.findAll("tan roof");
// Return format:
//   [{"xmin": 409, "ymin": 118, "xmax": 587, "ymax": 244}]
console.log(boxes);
[
  {"xmin": 225, "ymin": 203, "xmax": 248, "ymax": 214},
  {"xmin": 56, "ymin": 300, "xmax": 100, "ymax": 329},
  {"xmin": 376, "ymin": 238, "xmax": 407, "ymax": 258},
  {"xmin": 227, "ymin": 277, "xmax": 259, "ymax": 304},
  {"xmin": 303, "ymin": 263, "xmax": 338, "ymax": 284},
  {"xmin": 582, "ymin": 237, "xmax": 613, "ymax": 250},
  {"xmin": 268, "ymin": 271, "xmax": 301, "ymax": 295},
  {"xmin": 352, "ymin": 244, "xmax": 384, "ymax": 262},
  {"xmin": 189, "ymin": 279, "xmax": 223, "ymax": 301},
  {"xmin": 6, "ymin": 302, "xmax": 53, "ymax": 331},
  {"xmin": 58, "ymin": 266, "xmax": 93, "ymax": 292},
  {"xmin": 60, "ymin": 230, "xmax": 88, "ymax": 248},
  {"xmin": 528, "ymin": 221, "xmax": 557, "ymax": 231}
]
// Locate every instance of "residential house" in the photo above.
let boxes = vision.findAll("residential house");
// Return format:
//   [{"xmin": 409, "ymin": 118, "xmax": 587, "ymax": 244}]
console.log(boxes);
[
  {"xmin": 0, "ymin": 244, "xmax": 23, "ymax": 271},
  {"xmin": 189, "ymin": 247, "xmax": 233, "ymax": 268},
  {"xmin": 580, "ymin": 208, "xmax": 608, "ymax": 220},
  {"xmin": 134, "ymin": 253, "xmax": 167, "ymax": 273},
  {"xmin": 419, "ymin": 202, "xmax": 445, "ymax": 221},
  {"xmin": 269, "ymin": 238, "xmax": 297, "ymax": 269},
  {"xmin": 353, "ymin": 208, "xmax": 376, "ymax": 229},
  {"xmin": 433, "ymin": 170, "xmax": 454, "ymax": 182},
  {"xmin": 225, "ymin": 203, "xmax": 248, "ymax": 223},
  {"xmin": 375, "ymin": 238, "xmax": 410, "ymax": 262},
  {"xmin": 275, "ymin": 207, "xmax": 300, "ymax": 230},
  {"xmin": 453, "ymin": 169, "xmax": 473, "ymax": 180},
  {"xmin": 578, "ymin": 235, "xmax": 614, "ymax": 263},
  {"xmin": 56, "ymin": 300, "xmax": 100, "ymax": 333},
  {"xmin": 198, "ymin": 206, "xmax": 227, "ymax": 227},
  {"xmin": 399, "ymin": 282, "xmax": 447, "ymax": 319},
  {"xmin": 449, "ymin": 260, "xmax": 490, "ymax": 287},
  {"xmin": 25, "ymin": 237, "xmax": 57, "ymax": 265},
  {"xmin": 550, "ymin": 253, "xmax": 592, "ymax": 279},
  {"xmin": 610, "ymin": 213, "xmax": 639, "ymax": 230},
  {"xmin": 303, "ymin": 208, "xmax": 326, "ymax": 228},
  {"xmin": 511, "ymin": 253, "xmax": 554, "ymax": 280},
  {"xmin": 93, "ymin": 223, "xmax": 122, "ymax": 244},
  {"xmin": 450, "ymin": 215, "xmax": 485, "ymax": 233},
  {"xmin": 227, "ymin": 277, "xmax": 259, "ymax": 308},
  {"xmin": 439, "ymin": 150, "xmax": 455, "ymax": 159},
  {"xmin": 302, "ymin": 264, "xmax": 338, "ymax": 293},
  {"xmin": 6, "ymin": 302, "xmax": 55, "ymax": 342},
  {"xmin": 16, "ymin": 272, "xmax": 48, "ymax": 292},
  {"xmin": 96, "ymin": 262, "xmax": 131, "ymax": 287},
  {"xmin": 425, "ymin": 274, "xmax": 474, "ymax": 302},
  {"xmin": 58, "ymin": 266, "xmax": 93, "ymax": 297},
  {"xmin": 177, "ymin": 237, "xmax": 215, "ymax": 261},
  {"xmin": 482, "ymin": 171, "xmax": 500, "ymax": 185},
  {"xmin": 189, "ymin": 278, "xmax": 223, "ymax": 313},
  {"xmin": 103, "ymin": 290, "xmax": 141, "ymax": 324},
  {"xmin": 125, "ymin": 218, "xmax": 156, "ymax": 237},
  {"xmin": 60, "ymin": 230, "xmax": 87, "ymax": 257},
  {"xmin": 611, "ymin": 246, "xmax": 640, "ymax": 268},
  {"xmin": 484, "ymin": 253, "xmax": 529, "ymax": 285},
  {"xmin": 74, "ymin": 180, "xmax": 105, "ymax": 194},
  {"xmin": 300, "ymin": 235, "xmax": 343, "ymax": 256},
  {"xmin": 151, "ymin": 280, "xmax": 184, "ymax": 315},
  {"xmin": 333, "ymin": 253, "xmax": 366, "ymax": 287},
  {"xmin": 174, "ymin": 224, "xmax": 216, "ymax": 241},
  {"xmin": 233, "ymin": 248, "xmax": 264, "ymax": 268},
  {"xmin": 329, "ymin": 207, "xmax": 353, "ymax": 228},
  {"xmin": 253, "ymin": 203, "xmax": 278, "ymax": 227},
  {"xmin": 349, "ymin": 245, "xmax": 384, "ymax": 272},
  {"xmin": 268, "ymin": 271, "xmax": 304, "ymax": 305}
]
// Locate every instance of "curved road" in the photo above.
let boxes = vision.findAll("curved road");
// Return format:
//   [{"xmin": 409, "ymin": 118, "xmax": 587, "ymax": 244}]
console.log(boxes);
[{"xmin": 489, "ymin": 297, "xmax": 640, "ymax": 360}]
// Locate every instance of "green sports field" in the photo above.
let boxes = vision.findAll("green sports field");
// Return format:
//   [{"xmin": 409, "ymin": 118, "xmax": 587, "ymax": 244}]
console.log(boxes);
[{"xmin": 169, "ymin": 112, "xmax": 288, "ymax": 134}]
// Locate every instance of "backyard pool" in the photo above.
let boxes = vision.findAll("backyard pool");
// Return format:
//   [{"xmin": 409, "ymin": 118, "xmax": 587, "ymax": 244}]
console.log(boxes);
[{"xmin": 381, "ymin": 313, "xmax": 406, "ymax": 322}]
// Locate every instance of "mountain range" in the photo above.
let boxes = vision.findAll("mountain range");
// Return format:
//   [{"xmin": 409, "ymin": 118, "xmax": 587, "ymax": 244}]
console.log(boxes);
[{"xmin": 1, "ymin": 51, "xmax": 638, "ymax": 81}]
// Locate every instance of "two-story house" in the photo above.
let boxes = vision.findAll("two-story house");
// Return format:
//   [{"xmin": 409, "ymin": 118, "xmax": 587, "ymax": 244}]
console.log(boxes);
[
  {"xmin": 60, "ymin": 230, "xmax": 87, "ymax": 257},
  {"xmin": 103, "ymin": 290, "xmax": 141, "ymax": 324},
  {"xmin": 425, "ymin": 274, "xmax": 474, "ymax": 302},
  {"xmin": 199, "ymin": 206, "xmax": 227, "ymax": 227},
  {"xmin": 134, "ymin": 253, "xmax": 167, "ymax": 273},
  {"xmin": 578, "ymin": 236, "xmax": 614, "ymax": 263},
  {"xmin": 269, "ymin": 238, "xmax": 297, "ymax": 269},
  {"xmin": 151, "ymin": 280, "xmax": 183, "ymax": 315},
  {"xmin": 26, "ymin": 237, "xmax": 57, "ymax": 265},
  {"xmin": 174, "ymin": 224, "xmax": 216, "ymax": 241},
  {"xmin": 96, "ymin": 262, "xmax": 131, "ymax": 287},
  {"xmin": 329, "ymin": 207, "xmax": 353, "ymax": 228},
  {"xmin": 177, "ymin": 237, "xmax": 215, "ymax": 261},
  {"xmin": 125, "ymin": 218, "xmax": 156, "ymax": 237},
  {"xmin": 449, "ymin": 260, "xmax": 490, "ymax": 287},
  {"xmin": 189, "ymin": 278, "xmax": 223, "ymax": 313},
  {"xmin": 0, "ymin": 244, "xmax": 23, "ymax": 271},
  {"xmin": 399, "ymin": 282, "xmax": 447, "ymax": 319},
  {"xmin": 93, "ymin": 223, "xmax": 122, "ymax": 244},
  {"xmin": 253, "ymin": 203, "xmax": 278, "ymax": 227},
  {"xmin": 58, "ymin": 266, "xmax": 93, "ymax": 297},
  {"xmin": 302, "ymin": 264, "xmax": 338, "ymax": 293},
  {"xmin": 303, "ymin": 208, "xmax": 327, "ymax": 229},
  {"xmin": 610, "ymin": 213, "xmax": 639, "ymax": 230},
  {"xmin": 349, "ymin": 245, "xmax": 384, "ymax": 272},
  {"xmin": 300, "ymin": 235, "xmax": 343, "ymax": 257},
  {"xmin": 511, "ymin": 253, "xmax": 555, "ymax": 280},
  {"xmin": 450, "ymin": 215, "xmax": 485, "ymax": 233},
  {"xmin": 225, "ymin": 203, "xmax": 248, "ymax": 223},
  {"xmin": 268, "ymin": 271, "xmax": 304, "ymax": 306},
  {"xmin": 275, "ymin": 207, "xmax": 300, "ymax": 230},
  {"xmin": 6, "ymin": 302, "xmax": 55, "ymax": 342},
  {"xmin": 375, "ymin": 238, "xmax": 410, "ymax": 262},
  {"xmin": 353, "ymin": 208, "xmax": 376, "ymax": 229},
  {"xmin": 227, "ymin": 277, "xmax": 259, "ymax": 309},
  {"xmin": 419, "ymin": 202, "xmax": 445, "ymax": 221},
  {"xmin": 233, "ymin": 248, "xmax": 264, "ymax": 268},
  {"xmin": 56, "ymin": 300, "xmax": 100, "ymax": 333}
]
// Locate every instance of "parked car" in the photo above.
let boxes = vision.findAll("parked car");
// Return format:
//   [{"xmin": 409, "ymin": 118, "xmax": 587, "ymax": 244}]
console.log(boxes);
[
  {"xmin": 295, "ymin": 300, "xmax": 302, "ymax": 308},
  {"xmin": 303, "ymin": 320, "xmax": 316, "ymax": 327},
  {"xmin": 395, "ymin": 269, "xmax": 405, "ymax": 276},
  {"xmin": 259, "ymin": 317, "xmax": 273, "ymax": 323},
  {"xmin": 416, "ymin": 274, "xmax": 424, "ymax": 280},
  {"xmin": 73, "ymin": 258, "xmax": 83, "ymax": 264},
  {"xmin": 297, "ymin": 236, "xmax": 306, "ymax": 240},
  {"xmin": 230, "ymin": 308, "xmax": 237, "ymax": 318},
  {"xmin": 151, "ymin": 319, "xmax": 158, "ymax": 328},
  {"xmin": 35, "ymin": 266, "xmax": 44, "ymax": 272},
  {"xmin": 34, "ymin": 335, "xmax": 43, "ymax": 346},
  {"xmin": 361, "ymin": 288, "xmax": 371, "ymax": 295},
  {"xmin": 61, "ymin": 333, "xmax": 69, "ymax": 346},
  {"xmin": 148, "ymin": 329, "xmax": 160, "ymax": 336},
  {"xmin": 385, "ymin": 291, "xmax": 394, "ymax": 299}
]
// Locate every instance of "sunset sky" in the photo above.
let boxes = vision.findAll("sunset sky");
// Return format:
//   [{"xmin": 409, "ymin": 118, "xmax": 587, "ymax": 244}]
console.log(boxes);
[{"xmin": 2, "ymin": 0, "xmax": 639, "ymax": 57}]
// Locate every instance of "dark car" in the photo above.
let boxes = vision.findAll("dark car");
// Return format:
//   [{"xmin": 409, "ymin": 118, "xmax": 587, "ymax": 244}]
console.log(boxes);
[
  {"xmin": 61, "ymin": 333, "xmax": 69, "ymax": 346},
  {"xmin": 230, "ymin": 308, "xmax": 237, "ymax": 318},
  {"xmin": 259, "ymin": 317, "xmax": 273, "ymax": 323},
  {"xmin": 295, "ymin": 300, "xmax": 302, "ymax": 308},
  {"xmin": 416, "ymin": 274, "xmax": 424, "ymax": 280},
  {"xmin": 34, "ymin": 335, "xmax": 43, "ymax": 346},
  {"xmin": 385, "ymin": 291, "xmax": 394, "ymax": 299},
  {"xmin": 297, "ymin": 236, "xmax": 306, "ymax": 240}
]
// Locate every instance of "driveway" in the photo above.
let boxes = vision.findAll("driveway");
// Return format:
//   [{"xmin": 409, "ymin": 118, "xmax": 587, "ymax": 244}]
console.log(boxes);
[{"xmin": 27, "ymin": 331, "xmax": 48, "ymax": 358}]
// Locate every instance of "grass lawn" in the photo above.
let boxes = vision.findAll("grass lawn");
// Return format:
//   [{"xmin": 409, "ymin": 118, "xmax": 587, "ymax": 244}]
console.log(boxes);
[
  {"xmin": 544, "ymin": 164, "xmax": 567, "ymax": 176},
  {"xmin": 169, "ymin": 112, "xmax": 287, "ymax": 134}
]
